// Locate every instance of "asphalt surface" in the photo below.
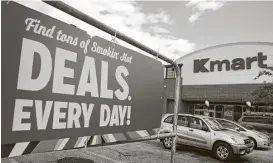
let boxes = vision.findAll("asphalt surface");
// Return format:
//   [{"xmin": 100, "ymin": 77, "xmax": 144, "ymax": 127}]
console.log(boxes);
[{"xmin": 2, "ymin": 140, "xmax": 273, "ymax": 163}]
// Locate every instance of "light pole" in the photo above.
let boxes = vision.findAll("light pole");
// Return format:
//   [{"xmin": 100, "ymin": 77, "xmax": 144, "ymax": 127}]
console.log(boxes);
[{"xmin": 246, "ymin": 101, "xmax": 251, "ymax": 115}]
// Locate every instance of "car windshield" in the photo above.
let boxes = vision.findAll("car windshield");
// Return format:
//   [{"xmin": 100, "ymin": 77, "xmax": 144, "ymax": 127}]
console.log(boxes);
[{"xmin": 203, "ymin": 117, "xmax": 225, "ymax": 131}]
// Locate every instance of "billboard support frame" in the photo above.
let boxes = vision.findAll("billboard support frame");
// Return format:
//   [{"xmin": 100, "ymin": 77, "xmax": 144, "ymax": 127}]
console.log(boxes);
[
  {"xmin": 41, "ymin": 1, "xmax": 182, "ymax": 162},
  {"xmin": 171, "ymin": 64, "xmax": 182, "ymax": 163}
]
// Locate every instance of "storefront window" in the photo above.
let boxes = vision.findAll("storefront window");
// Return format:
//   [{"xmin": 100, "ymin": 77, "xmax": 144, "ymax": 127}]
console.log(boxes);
[
  {"xmin": 265, "ymin": 107, "xmax": 272, "ymax": 113},
  {"xmin": 196, "ymin": 104, "xmax": 204, "ymax": 110},
  {"xmin": 233, "ymin": 105, "xmax": 242, "ymax": 122},
  {"xmin": 209, "ymin": 112, "xmax": 214, "ymax": 117},
  {"xmin": 243, "ymin": 107, "xmax": 246, "ymax": 112},
  {"xmin": 193, "ymin": 104, "xmax": 212, "ymax": 116},
  {"xmin": 216, "ymin": 105, "xmax": 223, "ymax": 111},
  {"xmin": 215, "ymin": 105, "xmax": 223, "ymax": 118},
  {"xmin": 258, "ymin": 106, "xmax": 264, "ymax": 112},
  {"xmin": 209, "ymin": 105, "xmax": 214, "ymax": 110},
  {"xmin": 191, "ymin": 103, "xmax": 272, "ymax": 120},
  {"xmin": 250, "ymin": 106, "xmax": 255, "ymax": 112},
  {"xmin": 189, "ymin": 105, "xmax": 194, "ymax": 114}
]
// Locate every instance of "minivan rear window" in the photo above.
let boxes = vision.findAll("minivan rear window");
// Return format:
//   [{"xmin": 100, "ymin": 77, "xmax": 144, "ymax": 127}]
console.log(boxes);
[{"xmin": 242, "ymin": 117, "xmax": 254, "ymax": 122}]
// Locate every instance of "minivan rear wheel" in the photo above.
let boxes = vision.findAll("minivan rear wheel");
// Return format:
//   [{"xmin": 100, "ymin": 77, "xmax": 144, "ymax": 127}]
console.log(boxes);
[
  {"xmin": 213, "ymin": 142, "xmax": 234, "ymax": 161},
  {"xmin": 162, "ymin": 137, "xmax": 172, "ymax": 149}
]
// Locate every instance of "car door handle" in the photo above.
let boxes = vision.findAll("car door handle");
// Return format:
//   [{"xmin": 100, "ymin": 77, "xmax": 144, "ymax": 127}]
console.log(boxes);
[{"xmin": 189, "ymin": 129, "xmax": 193, "ymax": 132}]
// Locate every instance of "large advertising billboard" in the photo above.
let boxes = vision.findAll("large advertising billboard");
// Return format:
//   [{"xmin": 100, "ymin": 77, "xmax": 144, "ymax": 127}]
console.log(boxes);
[{"xmin": 2, "ymin": 2, "xmax": 164, "ymax": 145}]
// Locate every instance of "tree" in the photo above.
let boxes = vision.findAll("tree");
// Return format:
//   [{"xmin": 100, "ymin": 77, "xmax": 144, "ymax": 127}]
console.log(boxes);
[{"xmin": 252, "ymin": 66, "xmax": 273, "ymax": 107}]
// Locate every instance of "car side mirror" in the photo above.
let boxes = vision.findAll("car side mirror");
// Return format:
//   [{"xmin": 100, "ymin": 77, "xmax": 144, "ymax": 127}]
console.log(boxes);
[{"xmin": 235, "ymin": 127, "xmax": 240, "ymax": 131}]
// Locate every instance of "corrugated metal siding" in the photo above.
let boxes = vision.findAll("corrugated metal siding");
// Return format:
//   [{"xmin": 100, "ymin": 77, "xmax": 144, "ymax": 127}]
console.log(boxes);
[{"xmin": 164, "ymin": 79, "xmax": 264, "ymax": 103}]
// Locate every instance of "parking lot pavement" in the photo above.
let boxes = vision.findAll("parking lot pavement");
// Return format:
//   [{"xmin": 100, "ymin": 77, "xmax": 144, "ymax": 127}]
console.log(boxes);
[{"xmin": 2, "ymin": 140, "xmax": 273, "ymax": 163}]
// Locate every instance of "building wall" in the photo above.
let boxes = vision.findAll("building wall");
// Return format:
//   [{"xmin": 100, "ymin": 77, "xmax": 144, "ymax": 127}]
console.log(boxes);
[
  {"xmin": 163, "ymin": 42, "xmax": 273, "ymax": 118},
  {"xmin": 163, "ymin": 78, "xmax": 267, "ymax": 114},
  {"xmin": 163, "ymin": 79, "xmax": 176, "ymax": 99},
  {"xmin": 164, "ymin": 78, "xmax": 265, "ymax": 101},
  {"xmin": 182, "ymin": 83, "xmax": 265, "ymax": 103},
  {"xmin": 163, "ymin": 78, "xmax": 205, "ymax": 114}
]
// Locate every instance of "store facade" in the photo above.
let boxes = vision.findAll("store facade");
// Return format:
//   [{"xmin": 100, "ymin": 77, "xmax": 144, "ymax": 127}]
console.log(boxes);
[{"xmin": 163, "ymin": 42, "xmax": 273, "ymax": 121}]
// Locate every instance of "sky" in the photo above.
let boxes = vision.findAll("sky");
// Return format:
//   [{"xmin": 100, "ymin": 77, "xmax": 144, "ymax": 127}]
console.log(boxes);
[{"xmin": 17, "ymin": 0, "xmax": 273, "ymax": 63}]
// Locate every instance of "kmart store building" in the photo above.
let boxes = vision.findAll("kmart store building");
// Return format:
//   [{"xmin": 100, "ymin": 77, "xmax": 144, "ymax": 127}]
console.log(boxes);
[{"xmin": 163, "ymin": 42, "xmax": 273, "ymax": 121}]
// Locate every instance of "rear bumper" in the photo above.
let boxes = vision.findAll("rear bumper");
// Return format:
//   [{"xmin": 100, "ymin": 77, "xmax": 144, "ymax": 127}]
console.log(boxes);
[{"xmin": 231, "ymin": 143, "xmax": 254, "ymax": 155}]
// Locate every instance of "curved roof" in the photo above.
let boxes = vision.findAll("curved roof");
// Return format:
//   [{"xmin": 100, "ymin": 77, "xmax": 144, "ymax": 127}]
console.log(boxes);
[{"xmin": 175, "ymin": 41, "xmax": 273, "ymax": 63}]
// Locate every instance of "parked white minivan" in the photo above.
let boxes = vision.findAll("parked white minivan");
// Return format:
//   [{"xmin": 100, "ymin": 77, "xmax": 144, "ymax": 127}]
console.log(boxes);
[
  {"xmin": 159, "ymin": 114, "xmax": 254, "ymax": 161},
  {"xmin": 215, "ymin": 118, "xmax": 271, "ymax": 149}
]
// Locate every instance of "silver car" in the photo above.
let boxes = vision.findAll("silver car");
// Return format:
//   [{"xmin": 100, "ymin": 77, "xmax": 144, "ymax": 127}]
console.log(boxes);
[
  {"xmin": 159, "ymin": 114, "xmax": 254, "ymax": 161},
  {"xmin": 216, "ymin": 118, "xmax": 271, "ymax": 149}
]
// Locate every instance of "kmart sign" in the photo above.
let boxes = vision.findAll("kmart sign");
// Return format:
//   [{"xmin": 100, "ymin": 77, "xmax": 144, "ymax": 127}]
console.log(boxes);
[
  {"xmin": 175, "ymin": 43, "xmax": 273, "ymax": 85},
  {"xmin": 193, "ymin": 52, "xmax": 268, "ymax": 73}
]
